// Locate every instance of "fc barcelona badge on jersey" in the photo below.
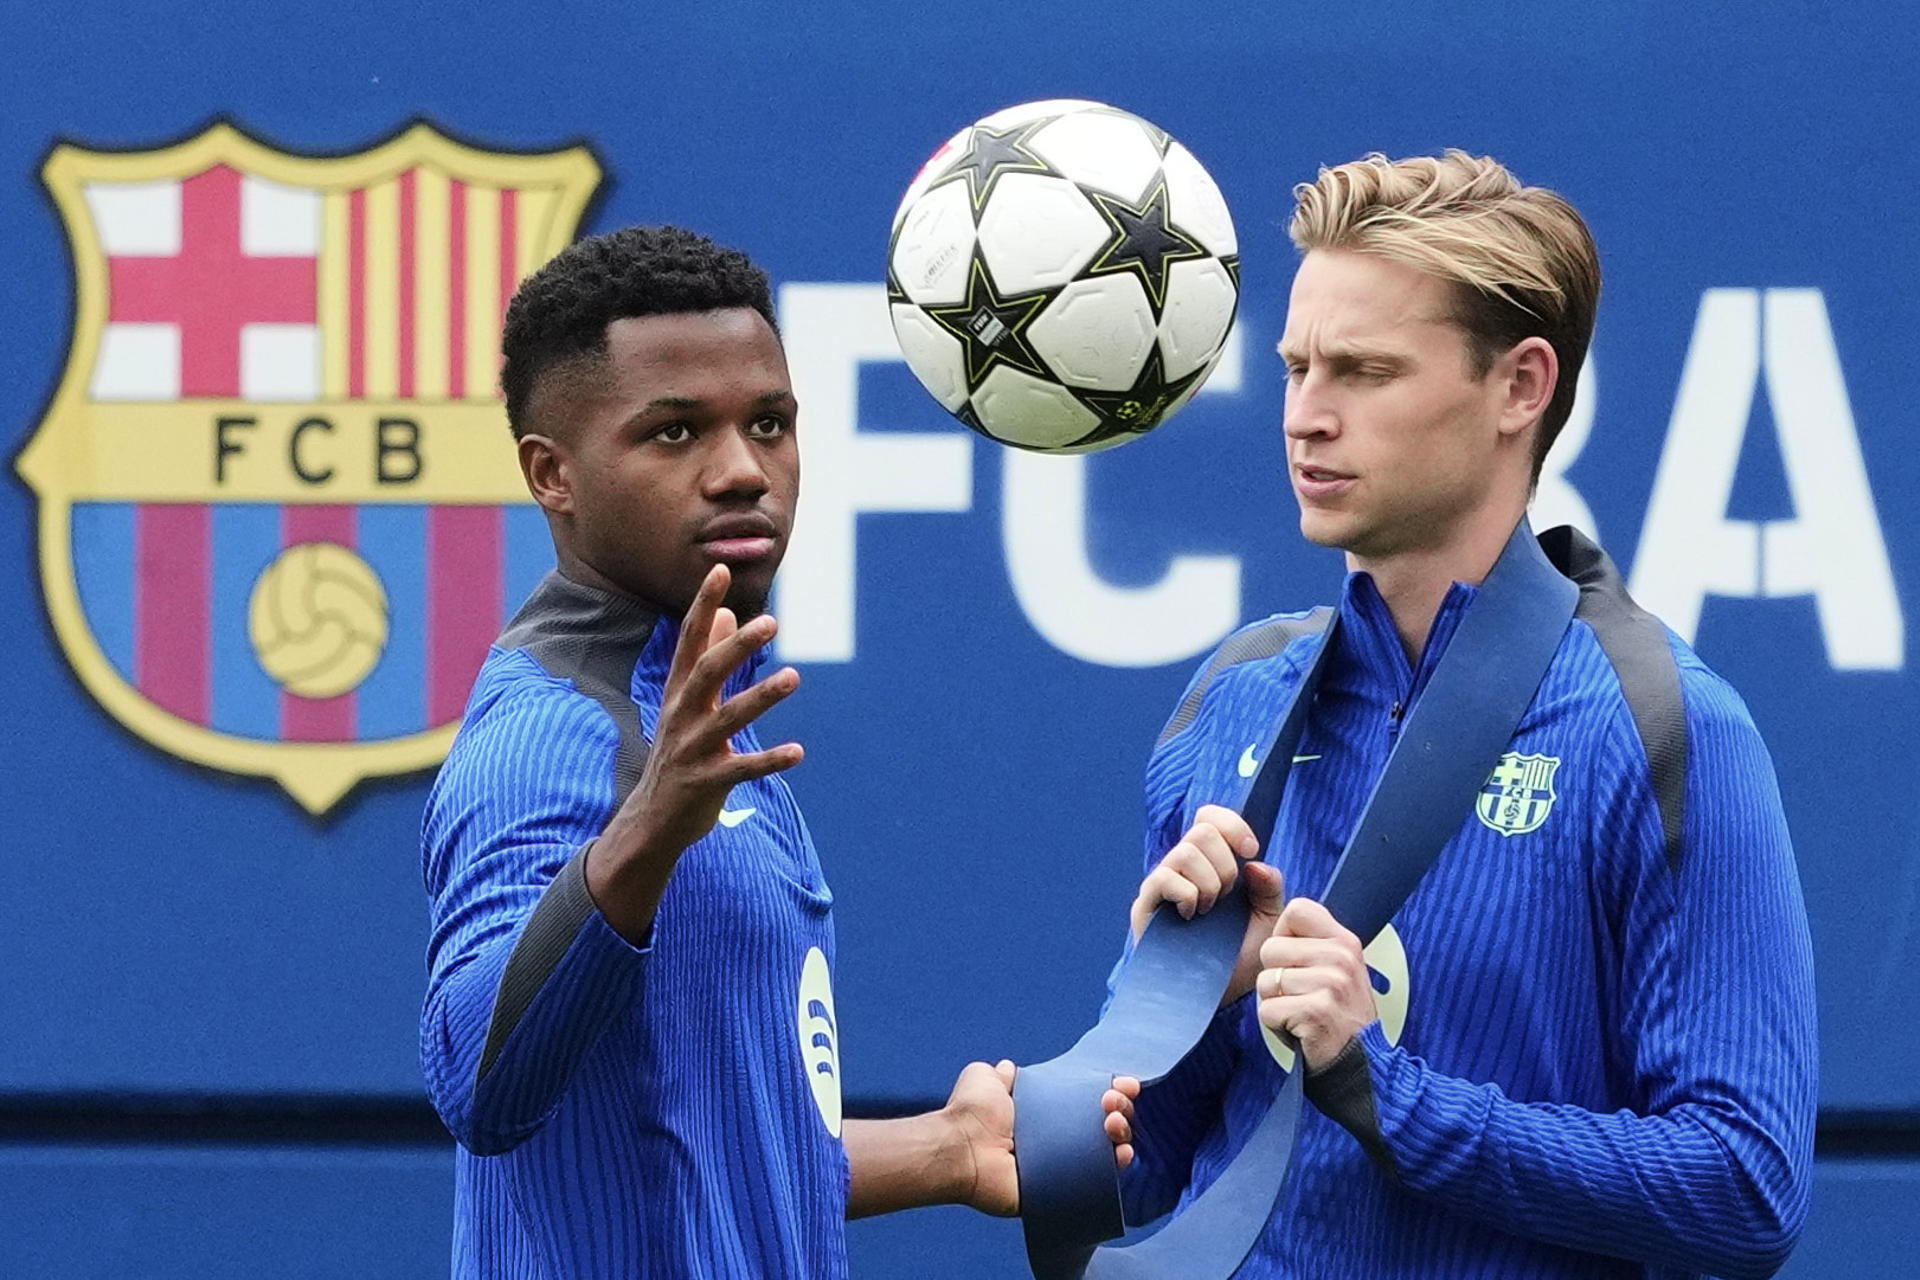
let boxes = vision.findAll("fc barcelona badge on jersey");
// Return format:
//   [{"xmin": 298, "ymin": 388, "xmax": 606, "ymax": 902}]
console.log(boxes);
[
  {"xmin": 15, "ymin": 122, "xmax": 601, "ymax": 813},
  {"xmin": 1476, "ymin": 751, "xmax": 1561, "ymax": 837}
]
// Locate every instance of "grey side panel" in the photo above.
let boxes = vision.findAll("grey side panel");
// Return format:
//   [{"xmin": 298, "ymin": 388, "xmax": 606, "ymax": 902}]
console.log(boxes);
[
  {"xmin": 477, "ymin": 844, "xmax": 598, "ymax": 1084},
  {"xmin": 475, "ymin": 572, "xmax": 659, "ymax": 1087},
  {"xmin": 1155, "ymin": 609, "xmax": 1336, "ymax": 749},
  {"xmin": 1538, "ymin": 526, "xmax": 1688, "ymax": 871},
  {"xmin": 1303, "ymin": 1036, "xmax": 1400, "ymax": 1183}
]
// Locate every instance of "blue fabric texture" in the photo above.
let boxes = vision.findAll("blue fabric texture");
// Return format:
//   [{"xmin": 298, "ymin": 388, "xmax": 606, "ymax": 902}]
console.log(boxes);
[
  {"xmin": 1120, "ymin": 568, "xmax": 1818, "ymax": 1280},
  {"xmin": 420, "ymin": 597, "xmax": 849, "ymax": 1279}
]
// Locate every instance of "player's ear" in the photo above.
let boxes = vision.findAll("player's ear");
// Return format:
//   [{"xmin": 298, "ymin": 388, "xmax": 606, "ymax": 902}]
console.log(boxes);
[
  {"xmin": 1497, "ymin": 335, "xmax": 1557, "ymax": 439},
  {"xmin": 519, "ymin": 432, "xmax": 575, "ymax": 517}
]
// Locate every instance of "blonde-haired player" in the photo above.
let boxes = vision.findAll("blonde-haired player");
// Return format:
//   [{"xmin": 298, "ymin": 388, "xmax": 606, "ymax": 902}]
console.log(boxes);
[{"xmin": 1120, "ymin": 152, "xmax": 1815, "ymax": 1278}]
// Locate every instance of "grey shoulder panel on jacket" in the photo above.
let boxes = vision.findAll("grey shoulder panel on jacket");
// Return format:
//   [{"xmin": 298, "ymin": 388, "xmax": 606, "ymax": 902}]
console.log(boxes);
[
  {"xmin": 497, "ymin": 570, "xmax": 659, "ymax": 802},
  {"xmin": 1538, "ymin": 525, "xmax": 1688, "ymax": 871},
  {"xmin": 1155, "ymin": 609, "xmax": 1336, "ymax": 749}
]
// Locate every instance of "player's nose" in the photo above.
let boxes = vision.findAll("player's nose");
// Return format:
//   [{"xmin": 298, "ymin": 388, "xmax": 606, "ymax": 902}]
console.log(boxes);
[
  {"xmin": 1282, "ymin": 379, "xmax": 1337, "ymax": 439},
  {"xmin": 703, "ymin": 425, "xmax": 771, "ymax": 499}
]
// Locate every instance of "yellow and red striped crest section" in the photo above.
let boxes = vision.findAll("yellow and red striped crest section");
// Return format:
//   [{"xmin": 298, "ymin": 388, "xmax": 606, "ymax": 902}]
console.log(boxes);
[{"xmin": 324, "ymin": 168, "xmax": 566, "ymax": 403}]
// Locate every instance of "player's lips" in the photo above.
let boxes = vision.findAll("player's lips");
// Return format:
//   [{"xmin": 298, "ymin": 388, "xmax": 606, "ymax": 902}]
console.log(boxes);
[
  {"xmin": 696, "ymin": 513, "xmax": 782, "ymax": 562},
  {"xmin": 1293, "ymin": 463, "xmax": 1354, "ymax": 500}
]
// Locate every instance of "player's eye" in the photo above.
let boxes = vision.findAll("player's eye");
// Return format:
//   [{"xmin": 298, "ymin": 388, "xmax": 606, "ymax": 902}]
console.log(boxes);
[
  {"xmin": 746, "ymin": 415, "xmax": 788, "ymax": 439},
  {"xmin": 652, "ymin": 422, "xmax": 694, "ymax": 444}
]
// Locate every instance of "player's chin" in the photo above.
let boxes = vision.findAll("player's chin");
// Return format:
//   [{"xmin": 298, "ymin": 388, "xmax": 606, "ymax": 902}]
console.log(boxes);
[
  {"xmin": 1295, "ymin": 506, "xmax": 1352, "ymax": 550},
  {"xmin": 721, "ymin": 562, "xmax": 779, "ymax": 622}
]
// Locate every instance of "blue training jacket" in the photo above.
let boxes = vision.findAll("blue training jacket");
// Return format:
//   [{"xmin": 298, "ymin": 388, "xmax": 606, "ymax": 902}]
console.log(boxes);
[
  {"xmin": 420, "ymin": 572, "xmax": 849, "ymax": 1279},
  {"xmin": 1121, "ymin": 530, "xmax": 1817, "ymax": 1280}
]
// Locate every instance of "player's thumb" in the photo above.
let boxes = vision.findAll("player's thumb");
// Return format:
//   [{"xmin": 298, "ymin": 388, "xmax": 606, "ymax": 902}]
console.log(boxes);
[{"xmin": 1243, "ymin": 861, "xmax": 1285, "ymax": 920}]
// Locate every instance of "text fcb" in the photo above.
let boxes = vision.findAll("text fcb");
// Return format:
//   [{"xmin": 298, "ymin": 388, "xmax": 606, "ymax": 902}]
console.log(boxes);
[{"xmin": 15, "ymin": 122, "xmax": 601, "ymax": 813}]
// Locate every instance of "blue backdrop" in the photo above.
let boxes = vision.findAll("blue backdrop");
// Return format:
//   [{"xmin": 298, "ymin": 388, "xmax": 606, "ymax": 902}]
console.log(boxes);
[{"xmin": 3, "ymin": 0, "xmax": 1914, "ymax": 1273}]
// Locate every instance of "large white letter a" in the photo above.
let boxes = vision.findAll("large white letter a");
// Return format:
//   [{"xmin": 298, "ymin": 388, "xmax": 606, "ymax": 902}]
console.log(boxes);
[{"xmin": 1630, "ymin": 289, "xmax": 1903, "ymax": 671}]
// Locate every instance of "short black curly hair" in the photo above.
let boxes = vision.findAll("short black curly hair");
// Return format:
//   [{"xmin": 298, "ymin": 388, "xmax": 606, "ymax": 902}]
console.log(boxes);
[{"xmin": 500, "ymin": 225, "xmax": 778, "ymax": 438}]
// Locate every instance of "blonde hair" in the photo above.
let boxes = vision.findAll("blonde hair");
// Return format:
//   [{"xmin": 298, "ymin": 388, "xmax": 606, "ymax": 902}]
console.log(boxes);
[{"xmin": 1289, "ymin": 151, "xmax": 1601, "ymax": 475}]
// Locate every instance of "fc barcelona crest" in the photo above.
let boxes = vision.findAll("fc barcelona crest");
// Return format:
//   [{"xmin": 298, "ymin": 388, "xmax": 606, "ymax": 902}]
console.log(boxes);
[
  {"xmin": 15, "ymin": 123, "xmax": 601, "ymax": 813},
  {"xmin": 1476, "ymin": 752, "xmax": 1561, "ymax": 837}
]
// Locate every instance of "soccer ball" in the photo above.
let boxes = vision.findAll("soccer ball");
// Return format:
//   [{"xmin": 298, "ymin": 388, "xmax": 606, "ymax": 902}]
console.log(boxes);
[{"xmin": 887, "ymin": 99, "xmax": 1239, "ymax": 454}]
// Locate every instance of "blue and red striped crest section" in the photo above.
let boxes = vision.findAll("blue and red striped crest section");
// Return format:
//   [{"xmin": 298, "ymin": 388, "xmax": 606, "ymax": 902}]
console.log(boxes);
[{"xmin": 16, "ymin": 124, "xmax": 603, "ymax": 813}]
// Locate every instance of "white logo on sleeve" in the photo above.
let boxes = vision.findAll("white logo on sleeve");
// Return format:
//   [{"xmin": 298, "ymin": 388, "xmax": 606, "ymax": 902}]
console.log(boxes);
[
  {"xmin": 1238, "ymin": 744, "xmax": 1259, "ymax": 777},
  {"xmin": 796, "ymin": 946, "xmax": 843, "ymax": 1137}
]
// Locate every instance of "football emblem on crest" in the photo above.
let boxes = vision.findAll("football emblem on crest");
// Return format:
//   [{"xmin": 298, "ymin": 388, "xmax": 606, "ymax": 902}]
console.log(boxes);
[
  {"xmin": 14, "ymin": 122, "xmax": 601, "ymax": 813},
  {"xmin": 1476, "ymin": 752, "xmax": 1562, "ymax": 837}
]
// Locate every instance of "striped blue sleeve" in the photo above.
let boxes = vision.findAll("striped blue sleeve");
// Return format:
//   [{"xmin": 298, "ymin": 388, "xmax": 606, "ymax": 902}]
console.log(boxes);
[
  {"xmin": 1349, "ymin": 667, "xmax": 1817, "ymax": 1278},
  {"xmin": 419, "ymin": 662, "xmax": 651, "ymax": 1156}
]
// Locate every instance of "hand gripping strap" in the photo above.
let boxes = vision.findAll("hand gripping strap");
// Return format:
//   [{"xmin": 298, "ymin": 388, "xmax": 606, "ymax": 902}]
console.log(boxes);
[{"xmin": 1015, "ymin": 520, "xmax": 1578, "ymax": 1279}]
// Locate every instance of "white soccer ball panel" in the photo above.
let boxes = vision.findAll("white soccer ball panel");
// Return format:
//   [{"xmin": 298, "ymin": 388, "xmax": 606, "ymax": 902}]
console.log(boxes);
[
  {"xmin": 972, "ymin": 366, "xmax": 1102, "ymax": 450},
  {"xmin": 975, "ymin": 174, "xmax": 1108, "ymax": 294},
  {"xmin": 1027, "ymin": 274, "xmax": 1156, "ymax": 390},
  {"xmin": 890, "ymin": 304, "xmax": 971, "ymax": 412},
  {"xmin": 892, "ymin": 122, "xmax": 975, "ymax": 231},
  {"xmin": 1027, "ymin": 110, "xmax": 1162, "ymax": 203},
  {"xmin": 974, "ymin": 98, "xmax": 1110, "ymax": 131},
  {"xmin": 890, "ymin": 178, "xmax": 978, "ymax": 307},
  {"xmin": 1158, "ymin": 257, "xmax": 1239, "ymax": 381},
  {"xmin": 1161, "ymin": 142, "xmax": 1237, "ymax": 257}
]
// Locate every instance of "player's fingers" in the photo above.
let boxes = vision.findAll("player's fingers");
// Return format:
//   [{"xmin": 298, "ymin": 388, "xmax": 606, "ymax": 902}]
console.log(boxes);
[
  {"xmin": 708, "ymin": 603, "xmax": 738, "ymax": 649},
  {"xmin": 1278, "ymin": 895, "xmax": 1348, "ymax": 940},
  {"xmin": 1259, "ymin": 930, "xmax": 1319, "ymax": 971},
  {"xmin": 995, "ymin": 1059, "xmax": 1017, "ymax": 1090},
  {"xmin": 665, "ymin": 565, "xmax": 731, "ymax": 698},
  {"xmin": 717, "ymin": 742, "xmax": 805, "ymax": 786},
  {"xmin": 678, "ymin": 612, "xmax": 779, "ymax": 709},
  {"xmin": 1103, "ymin": 1120, "xmax": 1135, "ymax": 1170},
  {"xmin": 1183, "ymin": 823, "xmax": 1243, "ymax": 891},
  {"xmin": 1156, "ymin": 856, "xmax": 1213, "ymax": 917},
  {"xmin": 1163, "ymin": 842, "xmax": 1226, "ymax": 915},
  {"xmin": 706, "ymin": 667, "xmax": 802, "ymax": 743},
  {"xmin": 1257, "ymin": 962, "xmax": 1338, "ymax": 1000},
  {"xmin": 1131, "ymin": 866, "xmax": 1200, "ymax": 938},
  {"xmin": 1109, "ymin": 1075, "xmax": 1141, "ymax": 1102},
  {"xmin": 1103, "ymin": 1106, "xmax": 1135, "ymax": 1162},
  {"xmin": 1256, "ymin": 994, "xmax": 1304, "ymax": 1042},
  {"xmin": 1193, "ymin": 804, "xmax": 1259, "ymax": 859},
  {"xmin": 1276, "ymin": 931, "xmax": 1352, "ymax": 966}
]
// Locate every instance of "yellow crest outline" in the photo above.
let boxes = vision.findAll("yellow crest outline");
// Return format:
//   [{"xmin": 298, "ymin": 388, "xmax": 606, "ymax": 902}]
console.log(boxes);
[
  {"xmin": 1475, "ymin": 751, "xmax": 1562, "ymax": 838},
  {"xmin": 15, "ymin": 121, "xmax": 600, "ymax": 814}
]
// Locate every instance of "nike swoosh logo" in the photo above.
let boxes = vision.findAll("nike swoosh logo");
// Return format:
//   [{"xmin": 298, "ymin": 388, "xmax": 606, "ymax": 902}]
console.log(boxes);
[
  {"xmin": 1238, "ymin": 745, "xmax": 1259, "ymax": 777},
  {"xmin": 717, "ymin": 806, "xmax": 756, "ymax": 828},
  {"xmin": 1293, "ymin": 754, "xmax": 1322, "ymax": 764}
]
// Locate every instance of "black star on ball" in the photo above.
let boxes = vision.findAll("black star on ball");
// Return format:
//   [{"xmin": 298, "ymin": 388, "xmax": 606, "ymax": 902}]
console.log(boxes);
[
  {"xmin": 1074, "ymin": 345, "xmax": 1207, "ymax": 441},
  {"xmin": 938, "ymin": 121, "xmax": 1056, "ymax": 212},
  {"xmin": 923, "ymin": 255, "xmax": 1053, "ymax": 392},
  {"xmin": 1084, "ymin": 177, "xmax": 1210, "ymax": 315}
]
